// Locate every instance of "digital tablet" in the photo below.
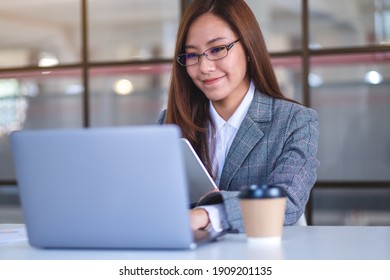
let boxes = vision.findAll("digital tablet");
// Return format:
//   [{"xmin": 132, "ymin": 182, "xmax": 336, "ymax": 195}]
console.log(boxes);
[{"xmin": 180, "ymin": 138, "xmax": 218, "ymax": 204}]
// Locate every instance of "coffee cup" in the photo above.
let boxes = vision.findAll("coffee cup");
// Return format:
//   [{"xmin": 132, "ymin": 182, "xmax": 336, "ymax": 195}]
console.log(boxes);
[{"xmin": 239, "ymin": 184, "xmax": 286, "ymax": 244}]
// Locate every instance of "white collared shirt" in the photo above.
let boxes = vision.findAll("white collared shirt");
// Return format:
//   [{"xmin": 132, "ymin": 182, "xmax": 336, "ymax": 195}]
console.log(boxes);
[
  {"xmin": 209, "ymin": 81, "xmax": 255, "ymax": 186},
  {"xmin": 199, "ymin": 81, "xmax": 255, "ymax": 232}
]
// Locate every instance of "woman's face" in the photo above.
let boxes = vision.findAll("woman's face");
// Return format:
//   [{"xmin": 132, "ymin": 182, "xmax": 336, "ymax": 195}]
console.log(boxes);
[{"xmin": 184, "ymin": 13, "xmax": 249, "ymax": 107}]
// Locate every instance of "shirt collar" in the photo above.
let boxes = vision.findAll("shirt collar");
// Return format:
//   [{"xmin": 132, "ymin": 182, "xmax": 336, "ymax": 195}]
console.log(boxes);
[{"xmin": 210, "ymin": 80, "xmax": 255, "ymax": 131}]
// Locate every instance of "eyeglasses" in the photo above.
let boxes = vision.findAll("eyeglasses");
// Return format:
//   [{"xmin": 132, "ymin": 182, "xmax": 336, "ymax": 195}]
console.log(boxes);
[{"xmin": 177, "ymin": 39, "xmax": 240, "ymax": 66}]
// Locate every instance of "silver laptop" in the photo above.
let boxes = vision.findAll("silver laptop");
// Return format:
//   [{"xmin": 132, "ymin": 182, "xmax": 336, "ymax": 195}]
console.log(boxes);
[{"xmin": 10, "ymin": 125, "xmax": 223, "ymax": 249}]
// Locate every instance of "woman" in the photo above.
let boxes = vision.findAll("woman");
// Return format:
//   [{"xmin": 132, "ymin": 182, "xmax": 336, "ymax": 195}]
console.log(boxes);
[{"xmin": 158, "ymin": 0, "xmax": 319, "ymax": 232}]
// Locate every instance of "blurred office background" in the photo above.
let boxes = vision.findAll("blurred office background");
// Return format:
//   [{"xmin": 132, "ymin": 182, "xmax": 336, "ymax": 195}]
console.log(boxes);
[{"xmin": 0, "ymin": 0, "xmax": 389, "ymax": 225}]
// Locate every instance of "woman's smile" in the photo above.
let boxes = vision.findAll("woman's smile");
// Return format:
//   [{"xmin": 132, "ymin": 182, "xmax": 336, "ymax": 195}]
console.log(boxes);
[{"xmin": 202, "ymin": 76, "xmax": 224, "ymax": 85}]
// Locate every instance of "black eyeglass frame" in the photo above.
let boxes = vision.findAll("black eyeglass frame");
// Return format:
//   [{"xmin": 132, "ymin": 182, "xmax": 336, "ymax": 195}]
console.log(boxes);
[{"xmin": 176, "ymin": 39, "xmax": 240, "ymax": 66}]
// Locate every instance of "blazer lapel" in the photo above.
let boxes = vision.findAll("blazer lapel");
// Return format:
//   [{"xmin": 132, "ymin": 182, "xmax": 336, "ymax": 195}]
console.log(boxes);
[{"xmin": 218, "ymin": 91, "xmax": 273, "ymax": 190}]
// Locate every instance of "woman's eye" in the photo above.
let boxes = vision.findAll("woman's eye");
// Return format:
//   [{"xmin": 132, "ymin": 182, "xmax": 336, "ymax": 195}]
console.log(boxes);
[
  {"xmin": 186, "ymin": 53, "xmax": 198, "ymax": 59},
  {"xmin": 210, "ymin": 46, "xmax": 225, "ymax": 54}
]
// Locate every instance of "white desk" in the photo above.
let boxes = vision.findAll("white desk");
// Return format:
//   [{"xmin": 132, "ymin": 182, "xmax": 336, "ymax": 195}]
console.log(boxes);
[{"xmin": 1, "ymin": 224, "xmax": 389, "ymax": 260}]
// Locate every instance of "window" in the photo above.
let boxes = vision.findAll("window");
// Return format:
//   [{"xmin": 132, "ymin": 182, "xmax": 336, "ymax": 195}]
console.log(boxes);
[{"xmin": 1, "ymin": 0, "xmax": 389, "ymax": 225}]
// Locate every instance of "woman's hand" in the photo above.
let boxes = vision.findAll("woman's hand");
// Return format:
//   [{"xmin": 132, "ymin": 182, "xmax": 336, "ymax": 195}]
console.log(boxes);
[{"xmin": 189, "ymin": 208, "xmax": 210, "ymax": 230}]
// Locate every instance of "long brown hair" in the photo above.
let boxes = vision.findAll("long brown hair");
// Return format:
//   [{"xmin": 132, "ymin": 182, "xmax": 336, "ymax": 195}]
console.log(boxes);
[{"xmin": 165, "ymin": 0, "xmax": 291, "ymax": 177}]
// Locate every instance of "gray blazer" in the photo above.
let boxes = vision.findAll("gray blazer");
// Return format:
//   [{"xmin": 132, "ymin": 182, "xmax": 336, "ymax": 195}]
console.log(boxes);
[{"xmin": 158, "ymin": 90, "xmax": 319, "ymax": 232}]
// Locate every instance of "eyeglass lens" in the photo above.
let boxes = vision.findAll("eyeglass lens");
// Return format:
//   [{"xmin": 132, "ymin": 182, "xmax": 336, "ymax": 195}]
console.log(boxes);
[{"xmin": 177, "ymin": 39, "xmax": 239, "ymax": 66}]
